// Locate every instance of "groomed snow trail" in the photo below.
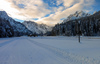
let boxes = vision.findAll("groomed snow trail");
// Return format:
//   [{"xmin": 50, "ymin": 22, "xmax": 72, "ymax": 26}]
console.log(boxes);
[{"xmin": 0, "ymin": 37, "xmax": 100, "ymax": 64}]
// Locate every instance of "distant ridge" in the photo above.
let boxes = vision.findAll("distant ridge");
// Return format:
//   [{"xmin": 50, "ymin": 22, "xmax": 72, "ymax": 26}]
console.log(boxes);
[
  {"xmin": 23, "ymin": 21, "xmax": 52, "ymax": 34},
  {"xmin": 63, "ymin": 11, "xmax": 90, "ymax": 23}
]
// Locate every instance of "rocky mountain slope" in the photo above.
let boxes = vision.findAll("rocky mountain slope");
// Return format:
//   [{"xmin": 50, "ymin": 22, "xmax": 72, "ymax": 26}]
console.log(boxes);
[
  {"xmin": 0, "ymin": 11, "xmax": 32, "ymax": 37},
  {"xmin": 23, "ymin": 21, "xmax": 52, "ymax": 34},
  {"xmin": 0, "ymin": 11, "xmax": 52, "ymax": 37},
  {"xmin": 63, "ymin": 11, "xmax": 90, "ymax": 23}
]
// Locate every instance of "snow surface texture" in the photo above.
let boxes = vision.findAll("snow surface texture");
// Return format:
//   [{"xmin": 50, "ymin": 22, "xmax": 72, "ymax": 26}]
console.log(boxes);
[
  {"xmin": 0, "ymin": 36, "xmax": 100, "ymax": 64},
  {"xmin": 63, "ymin": 11, "xmax": 90, "ymax": 23}
]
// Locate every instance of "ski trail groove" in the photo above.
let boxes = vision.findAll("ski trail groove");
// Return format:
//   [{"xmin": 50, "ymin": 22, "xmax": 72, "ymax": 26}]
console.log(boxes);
[
  {"xmin": 0, "ymin": 38, "xmax": 20, "ymax": 64},
  {"xmin": 0, "ymin": 38, "xmax": 18, "ymax": 47},
  {"xmin": 28, "ymin": 38, "xmax": 100, "ymax": 64}
]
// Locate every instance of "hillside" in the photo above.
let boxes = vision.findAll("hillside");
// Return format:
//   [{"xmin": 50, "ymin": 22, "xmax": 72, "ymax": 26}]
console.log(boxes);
[
  {"xmin": 51, "ymin": 11, "xmax": 100, "ymax": 36},
  {"xmin": 0, "ymin": 11, "xmax": 32, "ymax": 37}
]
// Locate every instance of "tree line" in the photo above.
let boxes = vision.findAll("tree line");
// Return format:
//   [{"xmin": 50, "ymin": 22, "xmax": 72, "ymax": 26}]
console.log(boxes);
[{"xmin": 51, "ymin": 11, "xmax": 100, "ymax": 36}]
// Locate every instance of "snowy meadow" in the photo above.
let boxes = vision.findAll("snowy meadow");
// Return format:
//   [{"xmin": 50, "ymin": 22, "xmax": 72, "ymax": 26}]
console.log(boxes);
[{"xmin": 0, "ymin": 36, "xmax": 100, "ymax": 64}]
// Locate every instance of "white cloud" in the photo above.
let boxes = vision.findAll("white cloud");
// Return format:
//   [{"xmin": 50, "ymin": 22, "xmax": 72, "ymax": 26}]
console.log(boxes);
[
  {"xmin": 56, "ymin": 0, "xmax": 63, "ymax": 6},
  {"xmin": 0, "ymin": 0, "xmax": 95, "ymax": 26},
  {"xmin": 0, "ymin": 0, "xmax": 51, "ymax": 19},
  {"xmin": 36, "ymin": 0, "xmax": 95, "ymax": 26},
  {"xmin": 63, "ymin": 0, "xmax": 75, "ymax": 7}
]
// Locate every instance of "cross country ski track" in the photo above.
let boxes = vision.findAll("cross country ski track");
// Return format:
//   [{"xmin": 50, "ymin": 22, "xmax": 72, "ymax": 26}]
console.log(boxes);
[{"xmin": 0, "ymin": 37, "xmax": 100, "ymax": 64}]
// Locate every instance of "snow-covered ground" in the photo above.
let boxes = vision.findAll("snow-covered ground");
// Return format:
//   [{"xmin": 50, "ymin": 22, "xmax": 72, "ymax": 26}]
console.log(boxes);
[{"xmin": 0, "ymin": 36, "xmax": 100, "ymax": 64}]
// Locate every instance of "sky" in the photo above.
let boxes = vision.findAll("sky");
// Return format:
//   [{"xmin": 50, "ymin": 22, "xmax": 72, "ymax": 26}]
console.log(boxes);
[{"xmin": 0, "ymin": 0, "xmax": 100, "ymax": 26}]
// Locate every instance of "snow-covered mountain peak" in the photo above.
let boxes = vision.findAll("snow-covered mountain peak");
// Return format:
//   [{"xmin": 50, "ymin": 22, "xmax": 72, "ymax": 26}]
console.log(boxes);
[
  {"xmin": 73, "ymin": 11, "xmax": 90, "ymax": 17},
  {"xmin": 0, "ymin": 11, "xmax": 7, "ymax": 15},
  {"xmin": 63, "ymin": 11, "xmax": 90, "ymax": 23},
  {"xmin": 0, "ymin": 11, "xmax": 14, "ymax": 22},
  {"xmin": 23, "ymin": 21, "xmax": 52, "ymax": 34},
  {"xmin": 0, "ymin": 11, "xmax": 32, "ymax": 37},
  {"xmin": 0, "ymin": 11, "xmax": 9, "ymax": 19},
  {"xmin": 93, "ymin": 11, "xmax": 97, "ymax": 14}
]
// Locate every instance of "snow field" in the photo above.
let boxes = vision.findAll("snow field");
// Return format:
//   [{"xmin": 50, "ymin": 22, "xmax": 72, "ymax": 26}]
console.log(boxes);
[{"xmin": 0, "ymin": 36, "xmax": 100, "ymax": 64}]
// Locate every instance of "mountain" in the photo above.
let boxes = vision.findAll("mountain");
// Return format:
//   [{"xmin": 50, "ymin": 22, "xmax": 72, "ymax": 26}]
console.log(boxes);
[
  {"xmin": 0, "ymin": 18, "xmax": 14, "ymax": 37},
  {"xmin": 0, "ymin": 11, "xmax": 32, "ymax": 37},
  {"xmin": 23, "ymin": 21, "xmax": 52, "ymax": 34},
  {"xmin": 0, "ymin": 11, "xmax": 9, "ymax": 19},
  {"xmin": 51, "ymin": 11, "xmax": 100, "ymax": 36},
  {"xmin": 63, "ymin": 11, "xmax": 90, "ymax": 23}
]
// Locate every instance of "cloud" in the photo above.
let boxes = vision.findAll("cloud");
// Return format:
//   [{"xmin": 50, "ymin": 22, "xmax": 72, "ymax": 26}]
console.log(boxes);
[
  {"xmin": 36, "ymin": 0, "xmax": 95, "ymax": 26},
  {"xmin": 11, "ymin": 0, "xmax": 51, "ymax": 18},
  {"xmin": 56, "ymin": 0, "xmax": 63, "ymax": 6},
  {"xmin": 0, "ymin": 0, "xmax": 25, "ymax": 19},
  {"xmin": 0, "ymin": 0, "xmax": 95, "ymax": 26},
  {"xmin": 0, "ymin": 0, "xmax": 51, "ymax": 19},
  {"xmin": 36, "ymin": 2, "xmax": 82, "ymax": 26}
]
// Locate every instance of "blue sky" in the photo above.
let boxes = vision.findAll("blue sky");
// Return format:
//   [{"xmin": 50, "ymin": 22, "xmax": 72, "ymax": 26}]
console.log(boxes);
[
  {"xmin": 0, "ymin": 0, "xmax": 100, "ymax": 26},
  {"xmin": 93, "ymin": 0, "xmax": 100, "ymax": 12}
]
